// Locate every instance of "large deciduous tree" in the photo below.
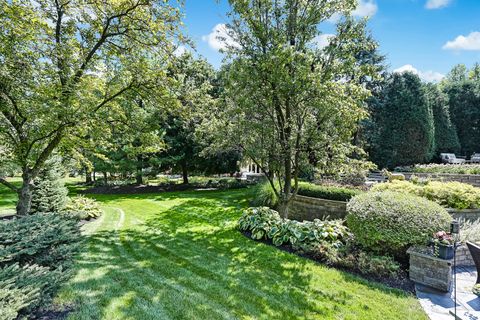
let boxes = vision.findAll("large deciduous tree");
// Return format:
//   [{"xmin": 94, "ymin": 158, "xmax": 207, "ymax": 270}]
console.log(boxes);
[
  {"xmin": 0, "ymin": 0, "xmax": 183, "ymax": 214},
  {"xmin": 157, "ymin": 52, "xmax": 216, "ymax": 184},
  {"xmin": 213, "ymin": 0, "xmax": 377, "ymax": 217}
]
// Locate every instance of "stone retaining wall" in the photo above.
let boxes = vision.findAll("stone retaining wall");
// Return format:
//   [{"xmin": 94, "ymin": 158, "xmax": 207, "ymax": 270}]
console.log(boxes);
[
  {"xmin": 401, "ymin": 172, "xmax": 480, "ymax": 187},
  {"xmin": 456, "ymin": 245, "xmax": 475, "ymax": 267},
  {"xmin": 448, "ymin": 208, "xmax": 480, "ymax": 222},
  {"xmin": 289, "ymin": 195, "xmax": 347, "ymax": 221}
]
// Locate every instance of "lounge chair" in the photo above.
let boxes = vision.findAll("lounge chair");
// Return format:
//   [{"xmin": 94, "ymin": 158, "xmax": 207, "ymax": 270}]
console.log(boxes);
[{"xmin": 466, "ymin": 241, "xmax": 480, "ymax": 284}]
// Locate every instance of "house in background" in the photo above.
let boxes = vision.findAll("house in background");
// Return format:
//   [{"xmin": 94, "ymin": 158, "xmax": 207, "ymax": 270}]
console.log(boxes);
[{"xmin": 238, "ymin": 159, "xmax": 265, "ymax": 181}]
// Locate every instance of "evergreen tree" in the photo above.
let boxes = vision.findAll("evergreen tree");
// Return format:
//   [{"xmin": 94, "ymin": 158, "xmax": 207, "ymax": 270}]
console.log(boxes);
[
  {"xmin": 30, "ymin": 156, "xmax": 68, "ymax": 214},
  {"xmin": 424, "ymin": 83, "xmax": 460, "ymax": 155},
  {"xmin": 370, "ymin": 72, "xmax": 435, "ymax": 168}
]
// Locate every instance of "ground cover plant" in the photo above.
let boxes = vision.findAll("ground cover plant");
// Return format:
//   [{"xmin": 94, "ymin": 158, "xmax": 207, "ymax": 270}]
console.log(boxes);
[
  {"xmin": 0, "ymin": 213, "xmax": 82, "ymax": 318},
  {"xmin": 48, "ymin": 188, "xmax": 428, "ymax": 319},
  {"xmin": 371, "ymin": 180, "xmax": 480, "ymax": 209}
]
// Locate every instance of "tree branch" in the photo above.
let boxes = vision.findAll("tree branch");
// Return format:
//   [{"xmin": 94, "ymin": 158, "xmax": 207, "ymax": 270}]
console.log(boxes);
[{"xmin": 0, "ymin": 177, "xmax": 19, "ymax": 192}]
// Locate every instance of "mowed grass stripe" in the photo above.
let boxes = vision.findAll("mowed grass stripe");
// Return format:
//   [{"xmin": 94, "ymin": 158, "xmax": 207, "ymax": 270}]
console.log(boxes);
[{"xmin": 58, "ymin": 189, "xmax": 428, "ymax": 320}]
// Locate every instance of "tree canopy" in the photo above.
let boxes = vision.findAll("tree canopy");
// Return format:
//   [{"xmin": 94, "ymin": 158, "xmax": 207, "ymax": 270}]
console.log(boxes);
[{"xmin": 0, "ymin": 0, "xmax": 184, "ymax": 214}]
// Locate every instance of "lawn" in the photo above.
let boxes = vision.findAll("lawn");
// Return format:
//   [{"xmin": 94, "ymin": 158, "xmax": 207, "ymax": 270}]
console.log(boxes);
[{"xmin": 46, "ymin": 187, "xmax": 428, "ymax": 320}]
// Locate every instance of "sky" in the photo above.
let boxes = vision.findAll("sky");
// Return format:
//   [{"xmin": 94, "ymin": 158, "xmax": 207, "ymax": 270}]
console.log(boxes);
[{"xmin": 180, "ymin": 0, "xmax": 480, "ymax": 82}]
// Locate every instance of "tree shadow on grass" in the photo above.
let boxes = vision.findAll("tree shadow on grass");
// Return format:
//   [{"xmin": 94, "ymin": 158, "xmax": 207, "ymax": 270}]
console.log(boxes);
[{"xmin": 62, "ymin": 192, "xmax": 424, "ymax": 319}]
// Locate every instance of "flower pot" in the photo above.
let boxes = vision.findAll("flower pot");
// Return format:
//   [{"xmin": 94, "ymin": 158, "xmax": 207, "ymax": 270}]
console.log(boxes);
[{"xmin": 436, "ymin": 244, "xmax": 454, "ymax": 260}]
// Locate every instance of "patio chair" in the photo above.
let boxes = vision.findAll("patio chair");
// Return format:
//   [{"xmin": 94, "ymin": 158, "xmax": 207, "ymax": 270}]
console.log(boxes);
[{"xmin": 466, "ymin": 241, "xmax": 480, "ymax": 284}]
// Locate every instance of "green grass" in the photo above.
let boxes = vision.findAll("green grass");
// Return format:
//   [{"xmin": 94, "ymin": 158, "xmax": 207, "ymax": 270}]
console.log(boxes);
[
  {"xmin": 0, "ymin": 177, "xmax": 20, "ymax": 216},
  {"xmin": 50, "ymin": 188, "xmax": 427, "ymax": 320}
]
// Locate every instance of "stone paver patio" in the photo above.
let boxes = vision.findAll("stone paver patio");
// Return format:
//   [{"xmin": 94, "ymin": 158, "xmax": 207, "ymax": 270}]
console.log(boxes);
[{"xmin": 416, "ymin": 267, "xmax": 479, "ymax": 320}]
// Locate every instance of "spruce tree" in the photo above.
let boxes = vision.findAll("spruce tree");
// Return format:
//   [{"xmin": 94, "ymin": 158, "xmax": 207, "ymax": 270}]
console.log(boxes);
[{"xmin": 30, "ymin": 156, "xmax": 68, "ymax": 214}]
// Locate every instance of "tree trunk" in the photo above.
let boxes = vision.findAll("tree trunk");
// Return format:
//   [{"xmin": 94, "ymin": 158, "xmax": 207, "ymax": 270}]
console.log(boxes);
[
  {"xmin": 277, "ymin": 196, "xmax": 290, "ymax": 219},
  {"xmin": 103, "ymin": 172, "xmax": 108, "ymax": 185},
  {"xmin": 85, "ymin": 167, "xmax": 92, "ymax": 184},
  {"xmin": 181, "ymin": 161, "xmax": 189, "ymax": 184},
  {"xmin": 16, "ymin": 171, "xmax": 33, "ymax": 215},
  {"xmin": 136, "ymin": 155, "xmax": 143, "ymax": 185}
]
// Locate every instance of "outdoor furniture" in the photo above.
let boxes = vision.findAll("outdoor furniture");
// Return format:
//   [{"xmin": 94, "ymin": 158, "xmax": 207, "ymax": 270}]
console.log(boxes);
[
  {"xmin": 440, "ymin": 153, "xmax": 466, "ymax": 164},
  {"xmin": 466, "ymin": 241, "xmax": 480, "ymax": 284},
  {"xmin": 471, "ymin": 153, "xmax": 480, "ymax": 163}
]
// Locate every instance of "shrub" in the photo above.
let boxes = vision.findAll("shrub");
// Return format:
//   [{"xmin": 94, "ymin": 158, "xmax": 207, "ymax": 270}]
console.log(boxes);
[
  {"xmin": 297, "ymin": 182, "xmax": 362, "ymax": 202},
  {"xmin": 0, "ymin": 263, "xmax": 65, "ymax": 318},
  {"xmin": 65, "ymin": 195, "xmax": 103, "ymax": 220},
  {"xmin": 356, "ymin": 252, "xmax": 400, "ymax": 278},
  {"xmin": 458, "ymin": 218, "xmax": 480, "ymax": 243},
  {"xmin": 30, "ymin": 156, "xmax": 68, "ymax": 214},
  {"xmin": 238, "ymin": 207, "xmax": 351, "ymax": 250},
  {"xmin": 397, "ymin": 164, "xmax": 480, "ymax": 175},
  {"xmin": 250, "ymin": 182, "xmax": 278, "ymax": 207},
  {"xmin": 371, "ymin": 180, "xmax": 480, "ymax": 209},
  {"xmin": 0, "ymin": 214, "xmax": 82, "ymax": 269},
  {"xmin": 0, "ymin": 214, "xmax": 82, "ymax": 318},
  {"xmin": 251, "ymin": 181, "xmax": 362, "ymax": 208},
  {"xmin": 346, "ymin": 191, "xmax": 451, "ymax": 258}
]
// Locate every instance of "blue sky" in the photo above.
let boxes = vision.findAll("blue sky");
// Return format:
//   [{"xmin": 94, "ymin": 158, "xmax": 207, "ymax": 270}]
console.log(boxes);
[{"xmin": 180, "ymin": 0, "xmax": 480, "ymax": 82}]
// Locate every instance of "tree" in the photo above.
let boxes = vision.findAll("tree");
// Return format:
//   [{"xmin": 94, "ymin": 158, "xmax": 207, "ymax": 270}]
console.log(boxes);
[
  {"xmin": 213, "ymin": 0, "xmax": 377, "ymax": 217},
  {"xmin": 424, "ymin": 83, "xmax": 460, "ymax": 156},
  {"xmin": 0, "ymin": 0, "xmax": 183, "ymax": 214},
  {"xmin": 370, "ymin": 72, "xmax": 435, "ymax": 168},
  {"xmin": 30, "ymin": 156, "xmax": 68, "ymax": 214},
  {"xmin": 157, "ymin": 53, "xmax": 216, "ymax": 184},
  {"xmin": 444, "ymin": 80, "xmax": 480, "ymax": 156}
]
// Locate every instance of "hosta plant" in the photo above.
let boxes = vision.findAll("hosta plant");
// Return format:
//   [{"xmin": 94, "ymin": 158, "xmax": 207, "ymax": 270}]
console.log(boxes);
[
  {"xmin": 64, "ymin": 195, "xmax": 103, "ymax": 220},
  {"xmin": 238, "ymin": 207, "xmax": 351, "ymax": 251}
]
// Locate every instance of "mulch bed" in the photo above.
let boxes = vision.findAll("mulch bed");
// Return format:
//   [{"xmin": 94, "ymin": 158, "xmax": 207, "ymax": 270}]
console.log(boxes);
[
  {"xmin": 241, "ymin": 230, "xmax": 416, "ymax": 294},
  {"xmin": 34, "ymin": 304, "xmax": 74, "ymax": 320},
  {"xmin": 81, "ymin": 183, "xmax": 196, "ymax": 194}
]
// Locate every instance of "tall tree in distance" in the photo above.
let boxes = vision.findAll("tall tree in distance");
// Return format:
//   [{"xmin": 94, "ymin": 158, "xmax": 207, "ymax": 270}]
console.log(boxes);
[
  {"xmin": 214, "ymin": 0, "xmax": 378, "ymax": 217},
  {"xmin": 0, "ymin": 0, "xmax": 183, "ymax": 214},
  {"xmin": 157, "ymin": 52, "xmax": 215, "ymax": 184},
  {"xmin": 443, "ymin": 64, "xmax": 480, "ymax": 157},
  {"xmin": 370, "ymin": 72, "xmax": 435, "ymax": 168},
  {"xmin": 424, "ymin": 83, "xmax": 460, "ymax": 156}
]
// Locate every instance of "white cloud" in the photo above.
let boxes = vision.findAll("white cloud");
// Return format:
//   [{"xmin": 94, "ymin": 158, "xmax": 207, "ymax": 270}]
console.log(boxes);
[
  {"xmin": 327, "ymin": 0, "xmax": 377, "ymax": 23},
  {"xmin": 201, "ymin": 23, "xmax": 238, "ymax": 51},
  {"xmin": 353, "ymin": 0, "xmax": 378, "ymax": 17},
  {"xmin": 425, "ymin": 0, "xmax": 452, "ymax": 9},
  {"xmin": 313, "ymin": 34, "xmax": 335, "ymax": 49},
  {"xmin": 443, "ymin": 32, "xmax": 480, "ymax": 51},
  {"xmin": 393, "ymin": 64, "xmax": 445, "ymax": 82}
]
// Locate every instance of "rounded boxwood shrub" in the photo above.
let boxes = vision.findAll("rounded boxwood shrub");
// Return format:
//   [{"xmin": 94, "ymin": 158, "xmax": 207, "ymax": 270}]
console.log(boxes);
[{"xmin": 346, "ymin": 191, "xmax": 452, "ymax": 258}]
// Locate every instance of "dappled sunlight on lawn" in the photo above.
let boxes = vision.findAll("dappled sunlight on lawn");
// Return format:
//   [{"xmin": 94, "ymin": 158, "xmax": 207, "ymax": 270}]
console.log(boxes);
[{"xmin": 57, "ymin": 189, "xmax": 427, "ymax": 320}]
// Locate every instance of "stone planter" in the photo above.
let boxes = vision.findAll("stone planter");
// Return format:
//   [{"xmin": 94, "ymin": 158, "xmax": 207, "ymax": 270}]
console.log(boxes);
[
  {"xmin": 408, "ymin": 246, "xmax": 453, "ymax": 292},
  {"xmin": 408, "ymin": 245, "xmax": 475, "ymax": 292}
]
